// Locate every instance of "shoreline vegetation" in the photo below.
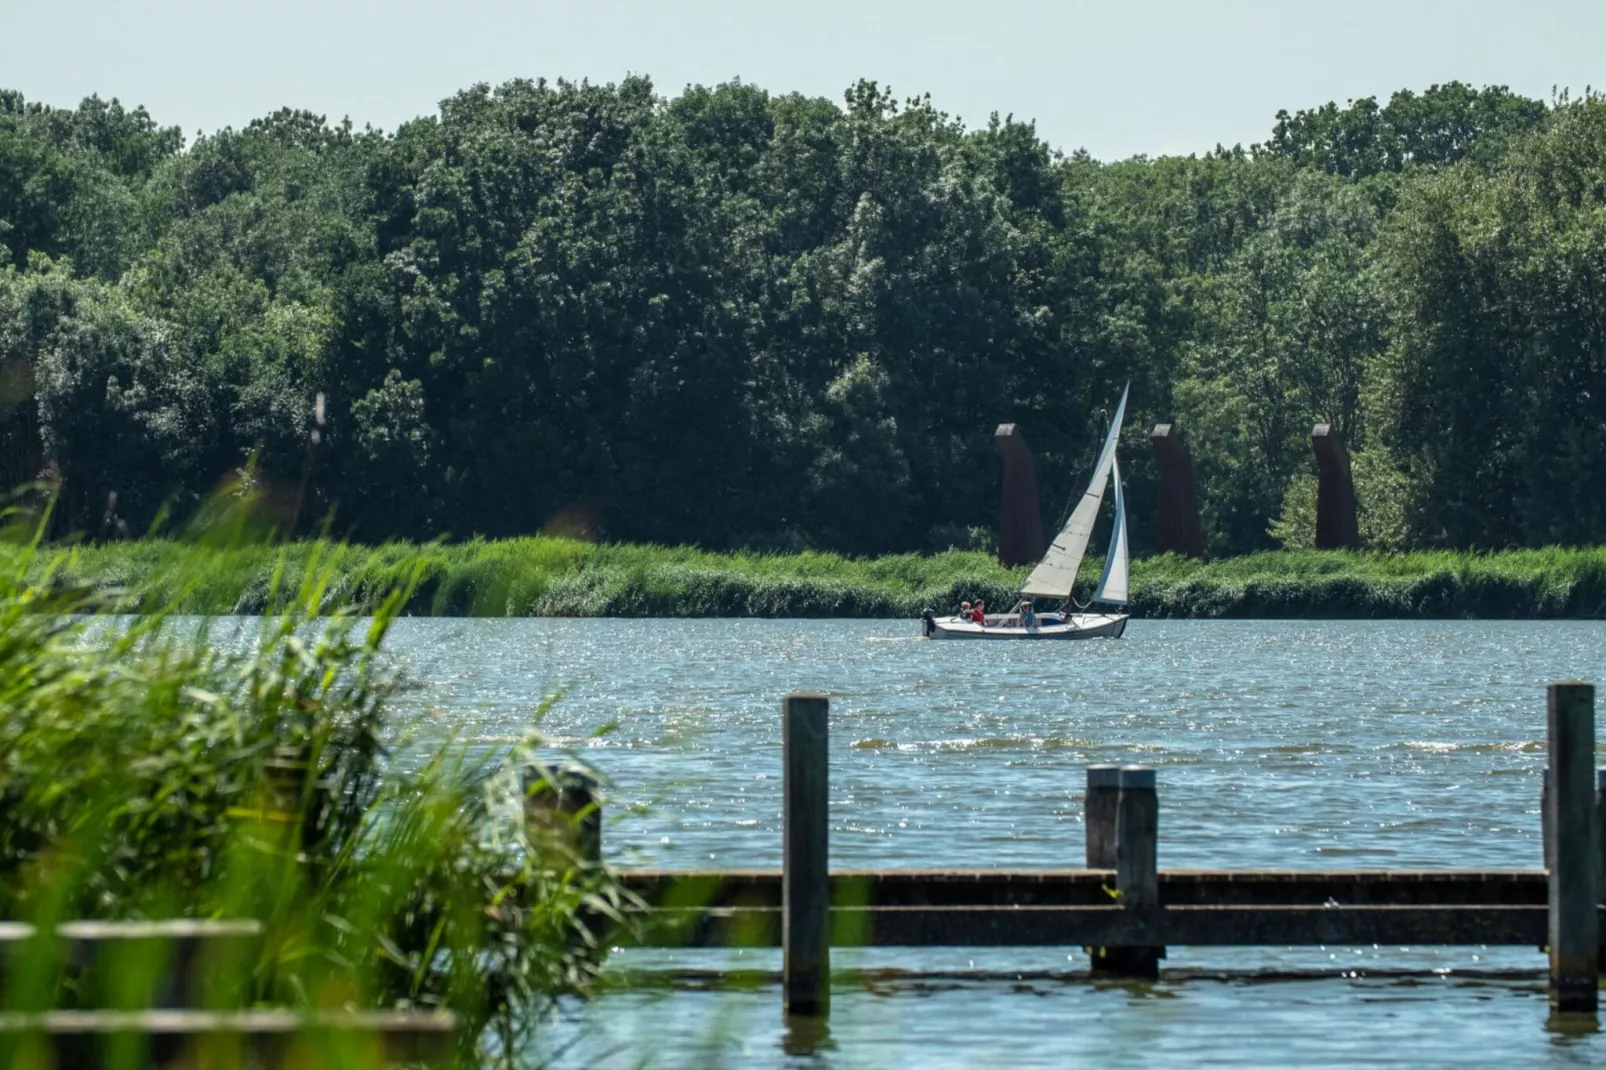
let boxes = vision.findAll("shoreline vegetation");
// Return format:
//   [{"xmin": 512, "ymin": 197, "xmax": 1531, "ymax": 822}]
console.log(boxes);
[{"xmin": 29, "ymin": 538, "xmax": 1606, "ymax": 620}]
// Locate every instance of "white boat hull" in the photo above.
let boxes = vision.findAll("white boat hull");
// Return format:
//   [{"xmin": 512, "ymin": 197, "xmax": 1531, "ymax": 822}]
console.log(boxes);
[{"xmin": 923, "ymin": 612, "xmax": 1129, "ymax": 640}]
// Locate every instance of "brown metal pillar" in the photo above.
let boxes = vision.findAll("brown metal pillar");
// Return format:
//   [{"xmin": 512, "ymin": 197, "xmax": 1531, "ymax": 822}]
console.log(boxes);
[
  {"xmin": 1150, "ymin": 424, "xmax": 1204, "ymax": 558},
  {"xmin": 994, "ymin": 424, "xmax": 1045, "ymax": 567}
]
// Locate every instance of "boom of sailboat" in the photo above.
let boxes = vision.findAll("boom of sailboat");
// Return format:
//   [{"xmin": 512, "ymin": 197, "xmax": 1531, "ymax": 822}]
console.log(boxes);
[{"xmin": 921, "ymin": 384, "xmax": 1131, "ymax": 640}]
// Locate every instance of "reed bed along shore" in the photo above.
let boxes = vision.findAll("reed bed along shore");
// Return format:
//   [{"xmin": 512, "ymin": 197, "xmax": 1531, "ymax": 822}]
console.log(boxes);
[
  {"xmin": 0, "ymin": 517, "xmax": 619, "ymax": 1068},
  {"xmin": 25, "ymin": 538, "xmax": 1606, "ymax": 620}
]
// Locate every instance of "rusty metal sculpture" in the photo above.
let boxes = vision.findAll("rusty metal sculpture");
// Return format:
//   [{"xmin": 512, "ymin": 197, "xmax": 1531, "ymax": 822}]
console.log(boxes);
[
  {"xmin": 994, "ymin": 424, "xmax": 1045, "ymax": 567},
  {"xmin": 1149, "ymin": 424, "xmax": 1205, "ymax": 558},
  {"xmin": 1311, "ymin": 423, "xmax": 1359, "ymax": 550}
]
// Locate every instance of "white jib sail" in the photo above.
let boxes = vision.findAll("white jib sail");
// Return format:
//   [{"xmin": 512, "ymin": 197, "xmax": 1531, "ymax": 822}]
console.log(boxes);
[
  {"xmin": 1093, "ymin": 453, "xmax": 1129, "ymax": 605},
  {"xmin": 1019, "ymin": 383, "xmax": 1129, "ymax": 599}
]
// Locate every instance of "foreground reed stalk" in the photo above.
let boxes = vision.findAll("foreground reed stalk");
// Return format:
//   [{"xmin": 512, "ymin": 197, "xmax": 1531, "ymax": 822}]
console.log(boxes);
[{"xmin": 0, "ymin": 496, "xmax": 625, "ymax": 1068}]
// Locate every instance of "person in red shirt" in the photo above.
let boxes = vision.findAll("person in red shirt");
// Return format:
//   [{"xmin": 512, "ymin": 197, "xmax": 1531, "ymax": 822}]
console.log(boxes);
[{"xmin": 971, "ymin": 601, "xmax": 987, "ymax": 625}]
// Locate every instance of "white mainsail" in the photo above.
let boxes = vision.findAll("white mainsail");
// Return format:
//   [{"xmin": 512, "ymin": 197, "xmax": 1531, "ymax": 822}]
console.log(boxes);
[
  {"xmin": 1093, "ymin": 453, "xmax": 1129, "ymax": 605},
  {"xmin": 1019, "ymin": 384, "xmax": 1129, "ymax": 600}
]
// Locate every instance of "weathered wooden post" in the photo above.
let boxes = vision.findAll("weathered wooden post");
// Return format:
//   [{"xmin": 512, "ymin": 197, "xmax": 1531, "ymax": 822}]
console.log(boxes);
[
  {"xmin": 1546, "ymin": 682, "xmax": 1598, "ymax": 1013},
  {"xmin": 1598, "ymin": 768, "xmax": 1606, "ymax": 905},
  {"xmin": 1085, "ymin": 764, "xmax": 1122, "ymax": 973},
  {"xmin": 783, "ymin": 692, "xmax": 830, "ymax": 1016},
  {"xmin": 262, "ymin": 745, "xmax": 332, "ymax": 849},
  {"xmin": 1085, "ymin": 765, "xmax": 1120, "ymax": 868},
  {"xmin": 1087, "ymin": 765, "xmax": 1163, "ymax": 978},
  {"xmin": 1310, "ymin": 424, "xmax": 1359, "ymax": 550},
  {"xmin": 1150, "ymin": 425, "xmax": 1205, "ymax": 558},
  {"xmin": 523, "ymin": 762, "xmax": 602, "ymax": 868},
  {"xmin": 995, "ymin": 424, "xmax": 1046, "ymax": 567},
  {"xmin": 1112, "ymin": 765, "xmax": 1162, "ymax": 978}
]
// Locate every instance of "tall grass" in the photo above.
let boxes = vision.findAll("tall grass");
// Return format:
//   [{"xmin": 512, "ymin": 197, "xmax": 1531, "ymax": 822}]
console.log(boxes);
[
  {"xmin": 25, "ymin": 537, "xmax": 1606, "ymax": 619},
  {"xmin": 0, "ymin": 501, "xmax": 623, "ymax": 1067}
]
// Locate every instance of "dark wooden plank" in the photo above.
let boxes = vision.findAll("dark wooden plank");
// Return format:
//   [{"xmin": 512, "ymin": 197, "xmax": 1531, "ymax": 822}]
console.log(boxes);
[
  {"xmin": 0, "ymin": 1010, "xmax": 456, "ymax": 1067},
  {"xmin": 0, "ymin": 920, "xmax": 262, "ymax": 946},
  {"xmin": 1157, "ymin": 870, "xmax": 1547, "ymax": 907},
  {"xmin": 616, "ymin": 870, "xmax": 1549, "ymax": 909},
  {"xmin": 623, "ymin": 904, "xmax": 1567, "ymax": 949},
  {"xmin": 1547, "ymin": 681, "xmax": 1599, "ymax": 1012},
  {"xmin": 0, "ymin": 920, "xmax": 264, "ymax": 1008},
  {"xmin": 857, "ymin": 905, "xmax": 1553, "ymax": 948},
  {"xmin": 783, "ymin": 692, "xmax": 830, "ymax": 1016},
  {"xmin": 48, "ymin": 921, "xmax": 261, "ymax": 942}
]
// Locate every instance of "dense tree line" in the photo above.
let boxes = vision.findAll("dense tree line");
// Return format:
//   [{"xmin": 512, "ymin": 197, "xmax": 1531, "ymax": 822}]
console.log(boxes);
[{"xmin": 0, "ymin": 77, "xmax": 1600, "ymax": 555}]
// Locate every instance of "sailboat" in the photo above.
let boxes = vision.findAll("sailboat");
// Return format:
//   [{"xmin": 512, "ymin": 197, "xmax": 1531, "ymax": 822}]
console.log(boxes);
[{"xmin": 922, "ymin": 384, "xmax": 1131, "ymax": 640}]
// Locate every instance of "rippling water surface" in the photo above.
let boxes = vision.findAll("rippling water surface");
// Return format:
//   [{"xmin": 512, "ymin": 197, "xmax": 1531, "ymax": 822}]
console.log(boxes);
[{"xmin": 383, "ymin": 618, "xmax": 1606, "ymax": 1068}]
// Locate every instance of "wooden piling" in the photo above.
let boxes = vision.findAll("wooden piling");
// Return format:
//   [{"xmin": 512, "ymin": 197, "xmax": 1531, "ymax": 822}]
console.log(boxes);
[
  {"xmin": 1085, "ymin": 764, "xmax": 1121, "ymax": 973},
  {"xmin": 1598, "ymin": 768, "xmax": 1606, "ymax": 905},
  {"xmin": 1085, "ymin": 765, "xmax": 1120, "ymax": 869},
  {"xmin": 1094, "ymin": 766, "xmax": 1162, "ymax": 978},
  {"xmin": 523, "ymin": 763, "xmax": 602, "ymax": 868},
  {"xmin": 262, "ymin": 746, "xmax": 332, "ymax": 849},
  {"xmin": 1546, "ymin": 682, "xmax": 1598, "ymax": 1013},
  {"xmin": 1116, "ymin": 767, "xmax": 1159, "ymax": 906},
  {"xmin": 783, "ymin": 693, "xmax": 830, "ymax": 1016}
]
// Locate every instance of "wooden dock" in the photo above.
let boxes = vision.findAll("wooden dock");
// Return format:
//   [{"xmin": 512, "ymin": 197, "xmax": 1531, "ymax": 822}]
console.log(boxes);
[{"xmin": 537, "ymin": 682, "xmax": 1605, "ymax": 1020}]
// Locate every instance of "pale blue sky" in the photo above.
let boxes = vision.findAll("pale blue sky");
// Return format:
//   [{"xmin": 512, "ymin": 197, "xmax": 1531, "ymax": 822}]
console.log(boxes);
[{"xmin": 4, "ymin": 0, "xmax": 1603, "ymax": 160}]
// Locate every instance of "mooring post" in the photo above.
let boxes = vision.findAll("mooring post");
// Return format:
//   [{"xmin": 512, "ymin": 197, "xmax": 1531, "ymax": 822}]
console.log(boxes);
[
  {"xmin": 783, "ymin": 692, "xmax": 830, "ymax": 1016},
  {"xmin": 262, "ymin": 745, "xmax": 332, "ymax": 849},
  {"xmin": 1106, "ymin": 765, "xmax": 1162, "ymax": 979},
  {"xmin": 1546, "ymin": 682, "xmax": 1598, "ymax": 1013},
  {"xmin": 1085, "ymin": 764, "xmax": 1121, "ymax": 972},
  {"xmin": 1598, "ymin": 768, "xmax": 1606, "ymax": 905},
  {"xmin": 1085, "ymin": 765, "xmax": 1121, "ymax": 869},
  {"xmin": 522, "ymin": 762, "xmax": 602, "ymax": 869}
]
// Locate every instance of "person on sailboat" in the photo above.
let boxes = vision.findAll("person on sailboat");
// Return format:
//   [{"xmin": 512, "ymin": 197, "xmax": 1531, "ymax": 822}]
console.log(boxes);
[
  {"xmin": 971, "ymin": 601, "xmax": 986, "ymax": 625},
  {"xmin": 1021, "ymin": 600, "xmax": 1036, "ymax": 628},
  {"xmin": 959, "ymin": 600, "xmax": 972, "ymax": 618}
]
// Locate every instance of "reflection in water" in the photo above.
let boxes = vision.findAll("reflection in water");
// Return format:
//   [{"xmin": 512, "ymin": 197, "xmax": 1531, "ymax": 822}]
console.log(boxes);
[
  {"xmin": 780, "ymin": 1013, "xmax": 833, "ymax": 1057},
  {"xmin": 1546, "ymin": 1010, "xmax": 1602, "ymax": 1044}
]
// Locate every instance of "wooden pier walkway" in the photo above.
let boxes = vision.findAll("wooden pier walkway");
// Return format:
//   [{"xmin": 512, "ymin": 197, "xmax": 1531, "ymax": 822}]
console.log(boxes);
[{"xmin": 534, "ymin": 681, "xmax": 1605, "ymax": 1020}]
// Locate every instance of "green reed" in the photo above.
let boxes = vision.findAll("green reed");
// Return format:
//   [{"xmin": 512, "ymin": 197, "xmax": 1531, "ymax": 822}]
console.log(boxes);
[{"xmin": 0, "ymin": 499, "xmax": 623, "ymax": 1068}]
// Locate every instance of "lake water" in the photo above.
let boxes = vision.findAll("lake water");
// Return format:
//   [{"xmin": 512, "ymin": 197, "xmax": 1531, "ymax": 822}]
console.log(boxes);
[{"xmin": 382, "ymin": 618, "xmax": 1606, "ymax": 1068}]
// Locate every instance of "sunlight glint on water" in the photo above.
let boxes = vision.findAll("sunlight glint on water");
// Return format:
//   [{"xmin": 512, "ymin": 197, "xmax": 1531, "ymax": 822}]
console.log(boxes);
[{"xmin": 383, "ymin": 618, "xmax": 1606, "ymax": 1068}]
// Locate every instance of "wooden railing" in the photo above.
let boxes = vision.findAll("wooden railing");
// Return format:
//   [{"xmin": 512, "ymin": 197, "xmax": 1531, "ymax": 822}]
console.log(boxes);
[{"xmin": 0, "ymin": 919, "xmax": 456, "ymax": 1065}]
